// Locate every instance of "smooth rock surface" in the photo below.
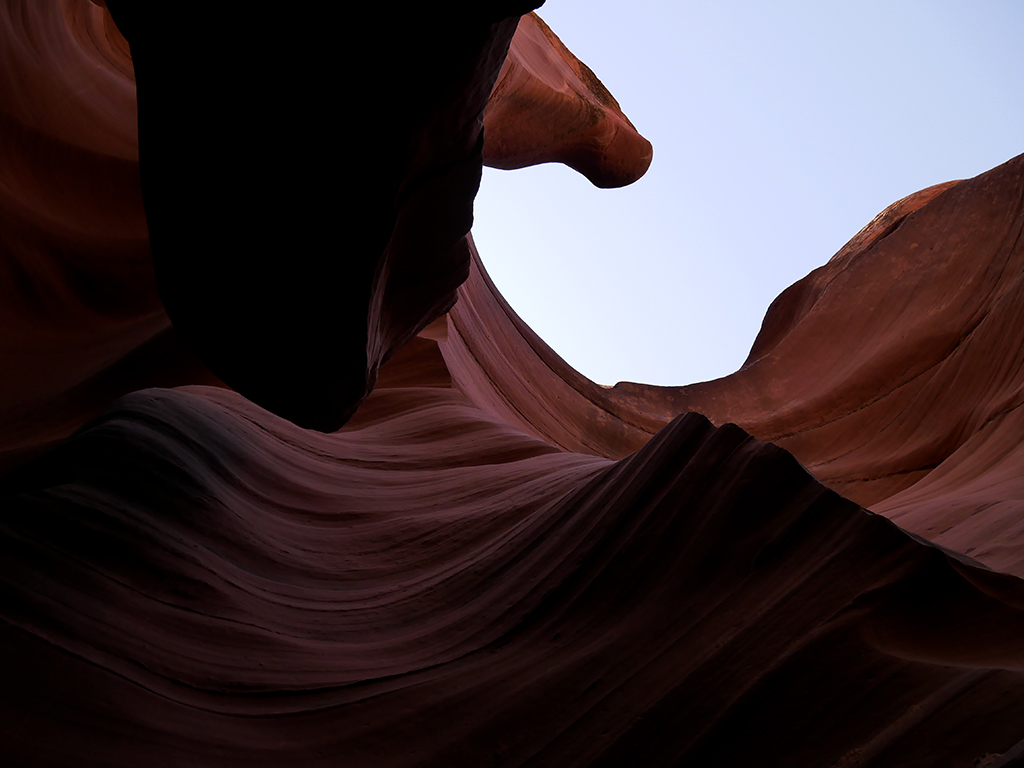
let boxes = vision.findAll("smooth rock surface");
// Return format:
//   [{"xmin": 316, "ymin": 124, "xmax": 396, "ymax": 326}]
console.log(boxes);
[
  {"xmin": 483, "ymin": 12, "xmax": 653, "ymax": 188},
  {"xmin": 1, "ymin": 3, "xmax": 1023, "ymax": 767}
]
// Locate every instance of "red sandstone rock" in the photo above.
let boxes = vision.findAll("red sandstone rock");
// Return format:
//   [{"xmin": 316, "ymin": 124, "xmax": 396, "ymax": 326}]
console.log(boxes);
[
  {"xmin": 444, "ymin": 156, "xmax": 1024, "ymax": 578},
  {"xmin": 1, "ymin": 3, "xmax": 1024, "ymax": 767},
  {"xmin": 101, "ymin": 2, "xmax": 534, "ymax": 432},
  {"xmin": 0, "ymin": 0, "xmax": 222, "ymax": 475},
  {"xmin": 484, "ymin": 13, "xmax": 653, "ymax": 187},
  {"xmin": 5, "ymin": 386, "xmax": 1024, "ymax": 767}
]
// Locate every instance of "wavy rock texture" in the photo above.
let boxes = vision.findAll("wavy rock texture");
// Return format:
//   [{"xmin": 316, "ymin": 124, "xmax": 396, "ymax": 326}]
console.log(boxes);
[
  {"xmin": 0, "ymin": 0, "xmax": 223, "ymax": 476},
  {"xmin": 2, "ymin": 3, "xmax": 1024, "ymax": 767},
  {"xmin": 454, "ymin": 155, "xmax": 1024, "ymax": 578}
]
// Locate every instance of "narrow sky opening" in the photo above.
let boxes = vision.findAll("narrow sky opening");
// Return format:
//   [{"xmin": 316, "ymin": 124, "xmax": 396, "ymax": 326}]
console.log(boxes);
[{"xmin": 471, "ymin": 0, "xmax": 1024, "ymax": 387}]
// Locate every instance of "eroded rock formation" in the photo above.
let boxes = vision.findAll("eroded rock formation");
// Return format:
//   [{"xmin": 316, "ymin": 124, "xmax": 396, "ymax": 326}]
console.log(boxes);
[
  {"xmin": 483, "ymin": 12, "xmax": 653, "ymax": 187},
  {"xmin": 1, "ymin": 3, "xmax": 1023, "ymax": 767}
]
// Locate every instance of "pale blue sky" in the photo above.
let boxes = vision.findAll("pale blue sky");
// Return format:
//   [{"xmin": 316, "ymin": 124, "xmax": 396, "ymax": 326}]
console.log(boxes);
[{"xmin": 471, "ymin": 1, "xmax": 1024, "ymax": 386}]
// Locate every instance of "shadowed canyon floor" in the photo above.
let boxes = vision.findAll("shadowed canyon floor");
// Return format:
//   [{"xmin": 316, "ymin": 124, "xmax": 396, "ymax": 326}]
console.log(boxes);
[{"xmin": 2, "ymin": 3, "xmax": 1024, "ymax": 766}]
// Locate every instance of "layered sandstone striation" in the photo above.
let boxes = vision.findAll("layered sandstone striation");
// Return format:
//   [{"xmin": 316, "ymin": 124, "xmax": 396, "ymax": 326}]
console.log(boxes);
[
  {"xmin": 455, "ymin": 155, "xmax": 1024, "ymax": 577},
  {"xmin": 1, "ymin": 2, "xmax": 1023, "ymax": 767}
]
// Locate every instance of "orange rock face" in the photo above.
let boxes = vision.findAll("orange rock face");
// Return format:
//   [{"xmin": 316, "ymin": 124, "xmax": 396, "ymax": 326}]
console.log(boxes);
[
  {"xmin": 1, "ymin": 4, "xmax": 1024, "ymax": 767},
  {"xmin": 0, "ymin": 0, "xmax": 222, "ymax": 477},
  {"xmin": 483, "ymin": 12, "xmax": 654, "ymax": 188}
]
